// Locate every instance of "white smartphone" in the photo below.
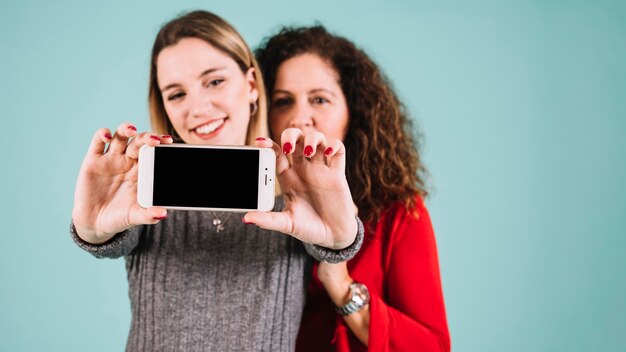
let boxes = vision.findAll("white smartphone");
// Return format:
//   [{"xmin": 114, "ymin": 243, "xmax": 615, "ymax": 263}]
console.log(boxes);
[{"xmin": 137, "ymin": 144, "xmax": 275, "ymax": 212}]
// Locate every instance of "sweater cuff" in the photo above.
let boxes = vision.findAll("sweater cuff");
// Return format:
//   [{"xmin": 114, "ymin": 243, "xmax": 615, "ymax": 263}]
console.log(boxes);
[
  {"xmin": 305, "ymin": 216, "xmax": 364, "ymax": 263},
  {"xmin": 70, "ymin": 221, "xmax": 138, "ymax": 258}
]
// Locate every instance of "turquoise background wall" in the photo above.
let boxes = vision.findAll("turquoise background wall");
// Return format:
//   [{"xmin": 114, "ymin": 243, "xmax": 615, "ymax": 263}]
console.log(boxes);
[{"xmin": 1, "ymin": 0, "xmax": 624, "ymax": 351}]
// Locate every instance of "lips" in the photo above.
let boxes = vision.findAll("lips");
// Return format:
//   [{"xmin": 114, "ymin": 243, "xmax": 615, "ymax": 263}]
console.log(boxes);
[{"xmin": 193, "ymin": 118, "xmax": 227, "ymax": 138}]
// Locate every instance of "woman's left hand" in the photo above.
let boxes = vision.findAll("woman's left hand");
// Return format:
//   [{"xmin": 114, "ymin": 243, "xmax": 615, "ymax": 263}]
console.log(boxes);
[{"xmin": 244, "ymin": 128, "xmax": 357, "ymax": 249}]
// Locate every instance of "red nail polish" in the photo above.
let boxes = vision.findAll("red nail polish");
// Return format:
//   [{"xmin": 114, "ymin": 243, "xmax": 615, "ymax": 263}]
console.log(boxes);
[
  {"xmin": 150, "ymin": 135, "xmax": 160, "ymax": 141},
  {"xmin": 255, "ymin": 137, "xmax": 266, "ymax": 141},
  {"xmin": 153, "ymin": 215, "xmax": 167, "ymax": 220},
  {"xmin": 104, "ymin": 133, "xmax": 113, "ymax": 140},
  {"xmin": 283, "ymin": 142, "xmax": 293, "ymax": 154},
  {"xmin": 304, "ymin": 145, "xmax": 314, "ymax": 157},
  {"xmin": 128, "ymin": 125, "xmax": 137, "ymax": 131},
  {"xmin": 324, "ymin": 147, "xmax": 333, "ymax": 156},
  {"xmin": 162, "ymin": 135, "xmax": 172, "ymax": 139},
  {"xmin": 241, "ymin": 217, "xmax": 253, "ymax": 224}
]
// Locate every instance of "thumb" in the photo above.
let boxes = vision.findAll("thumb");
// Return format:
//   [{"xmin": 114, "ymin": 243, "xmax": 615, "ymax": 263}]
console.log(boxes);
[
  {"xmin": 129, "ymin": 206, "xmax": 169, "ymax": 225},
  {"xmin": 243, "ymin": 211, "xmax": 295, "ymax": 236}
]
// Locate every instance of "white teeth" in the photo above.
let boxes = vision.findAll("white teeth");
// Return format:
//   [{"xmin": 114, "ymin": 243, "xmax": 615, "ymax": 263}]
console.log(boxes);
[{"xmin": 195, "ymin": 119, "xmax": 225, "ymax": 135}]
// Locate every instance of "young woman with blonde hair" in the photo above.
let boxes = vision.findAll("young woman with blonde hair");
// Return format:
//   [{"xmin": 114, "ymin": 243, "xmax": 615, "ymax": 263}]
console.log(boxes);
[{"xmin": 71, "ymin": 12, "xmax": 362, "ymax": 351}]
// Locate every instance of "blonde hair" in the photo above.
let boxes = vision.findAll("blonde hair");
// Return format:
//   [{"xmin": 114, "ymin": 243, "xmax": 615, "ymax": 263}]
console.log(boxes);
[{"xmin": 148, "ymin": 10, "xmax": 268, "ymax": 145}]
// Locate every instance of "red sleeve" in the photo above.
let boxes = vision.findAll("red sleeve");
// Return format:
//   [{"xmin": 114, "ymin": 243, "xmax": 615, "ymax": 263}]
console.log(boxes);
[{"xmin": 368, "ymin": 199, "xmax": 450, "ymax": 352}]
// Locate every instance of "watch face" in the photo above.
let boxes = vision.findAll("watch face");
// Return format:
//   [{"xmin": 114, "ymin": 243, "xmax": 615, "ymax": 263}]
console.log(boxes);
[
  {"xmin": 354, "ymin": 295, "xmax": 365, "ymax": 305},
  {"xmin": 350, "ymin": 282, "xmax": 370, "ymax": 305},
  {"xmin": 335, "ymin": 282, "xmax": 371, "ymax": 316}
]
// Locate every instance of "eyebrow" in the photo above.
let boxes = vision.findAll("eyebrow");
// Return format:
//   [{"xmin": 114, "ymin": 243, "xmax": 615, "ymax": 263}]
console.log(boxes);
[
  {"xmin": 160, "ymin": 67, "xmax": 227, "ymax": 92},
  {"xmin": 272, "ymin": 88, "xmax": 338, "ymax": 97}
]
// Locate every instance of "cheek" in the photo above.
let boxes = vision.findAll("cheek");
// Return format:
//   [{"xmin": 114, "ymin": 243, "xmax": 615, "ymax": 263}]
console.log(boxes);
[
  {"xmin": 223, "ymin": 85, "xmax": 249, "ymax": 117},
  {"xmin": 327, "ymin": 110, "xmax": 350, "ymax": 140},
  {"xmin": 337, "ymin": 105, "xmax": 350, "ymax": 135},
  {"xmin": 340, "ymin": 113, "xmax": 350, "ymax": 135},
  {"xmin": 269, "ymin": 112, "xmax": 289, "ymax": 138},
  {"xmin": 164, "ymin": 105, "xmax": 181, "ymax": 124}
]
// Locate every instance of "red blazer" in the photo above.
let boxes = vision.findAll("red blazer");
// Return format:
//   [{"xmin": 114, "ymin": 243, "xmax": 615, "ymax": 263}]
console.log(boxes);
[{"xmin": 296, "ymin": 197, "xmax": 450, "ymax": 351}]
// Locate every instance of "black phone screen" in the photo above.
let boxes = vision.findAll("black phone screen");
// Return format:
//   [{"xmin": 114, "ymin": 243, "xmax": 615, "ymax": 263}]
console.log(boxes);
[{"xmin": 153, "ymin": 147, "xmax": 259, "ymax": 209}]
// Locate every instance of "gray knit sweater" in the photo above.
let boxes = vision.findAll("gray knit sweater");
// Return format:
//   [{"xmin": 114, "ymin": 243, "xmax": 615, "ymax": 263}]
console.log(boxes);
[{"xmin": 71, "ymin": 198, "xmax": 363, "ymax": 352}]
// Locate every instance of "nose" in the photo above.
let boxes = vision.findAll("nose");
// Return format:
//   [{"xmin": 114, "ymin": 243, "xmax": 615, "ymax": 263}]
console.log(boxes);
[
  {"xmin": 189, "ymin": 91, "xmax": 214, "ymax": 118},
  {"xmin": 288, "ymin": 101, "xmax": 314, "ymax": 129}
]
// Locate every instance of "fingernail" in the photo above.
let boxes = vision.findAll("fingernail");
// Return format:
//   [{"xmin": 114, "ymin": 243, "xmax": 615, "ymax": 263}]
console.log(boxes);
[
  {"xmin": 255, "ymin": 137, "xmax": 266, "ymax": 141},
  {"xmin": 104, "ymin": 133, "xmax": 113, "ymax": 140},
  {"xmin": 283, "ymin": 142, "xmax": 293, "ymax": 154},
  {"xmin": 324, "ymin": 147, "xmax": 333, "ymax": 156},
  {"xmin": 153, "ymin": 215, "xmax": 167, "ymax": 220},
  {"xmin": 162, "ymin": 135, "xmax": 172, "ymax": 139},
  {"xmin": 150, "ymin": 135, "xmax": 161, "ymax": 141},
  {"xmin": 241, "ymin": 217, "xmax": 253, "ymax": 224},
  {"xmin": 304, "ymin": 145, "xmax": 314, "ymax": 157},
  {"xmin": 128, "ymin": 125, "xmax": 137, "ymax": 131}
]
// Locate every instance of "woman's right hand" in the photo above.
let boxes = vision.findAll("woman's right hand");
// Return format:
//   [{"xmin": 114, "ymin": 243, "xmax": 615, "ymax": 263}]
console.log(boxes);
[
  {"xmin": 246, "ymin": 129, "xmax": 357, "ymax": 249},
  {"xmin": 71, "ymin": 123, "xmax": 172, "ymax": 244}
]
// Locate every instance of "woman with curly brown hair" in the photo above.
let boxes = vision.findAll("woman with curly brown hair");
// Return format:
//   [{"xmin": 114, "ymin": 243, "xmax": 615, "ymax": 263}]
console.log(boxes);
[{"xmin": 256, "ymin": 26, "xmax": 450, "ymax": 351}]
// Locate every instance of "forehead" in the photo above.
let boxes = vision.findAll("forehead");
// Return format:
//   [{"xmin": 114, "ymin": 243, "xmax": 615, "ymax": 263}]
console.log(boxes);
[
  {"xmin": 274, "ymin": 53, "xmax": 340, "ymax": 89},
  {"xmin": 156, "ymin": 37, "xmax": 238, "ymax": 81}
]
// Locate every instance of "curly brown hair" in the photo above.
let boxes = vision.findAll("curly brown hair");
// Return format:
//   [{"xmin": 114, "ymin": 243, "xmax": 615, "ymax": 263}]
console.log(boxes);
[{"xmin": 256, "ymin": 25, "xmax": 428, "ymax": 223}]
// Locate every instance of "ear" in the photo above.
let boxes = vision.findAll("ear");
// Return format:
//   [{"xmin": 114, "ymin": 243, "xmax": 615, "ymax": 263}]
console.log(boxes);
[{"xmin": 245, "ymin": 67, "xmax": 259, "ymax": 103}]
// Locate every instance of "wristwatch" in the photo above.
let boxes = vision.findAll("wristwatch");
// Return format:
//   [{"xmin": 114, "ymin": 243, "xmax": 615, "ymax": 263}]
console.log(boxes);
[{"xmin": 334, "ymin": 281, "xmax": 370, "ymax": 316}]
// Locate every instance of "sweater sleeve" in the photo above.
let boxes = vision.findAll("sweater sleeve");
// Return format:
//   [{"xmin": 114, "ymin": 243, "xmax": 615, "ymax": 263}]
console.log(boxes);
[
  {"xmin": 304, "ymin": 216, "xmax": 364, "ymax": 263},
  {"xmin": 70, "ymin": 221, "xmax": 142, "ymax": 259},
  {"xmin": 367, "ymin": 201, "xmax": 450, "ymax": 352}
]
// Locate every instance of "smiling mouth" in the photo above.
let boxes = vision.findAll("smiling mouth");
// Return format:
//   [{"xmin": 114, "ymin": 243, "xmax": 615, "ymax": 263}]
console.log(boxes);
[{"xmin": 193, "ymin": 118, "xmax": 227, "ymax": 137}]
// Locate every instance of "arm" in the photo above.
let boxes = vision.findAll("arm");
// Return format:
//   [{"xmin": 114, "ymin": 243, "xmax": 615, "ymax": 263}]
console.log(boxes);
[
  {"xmin": 316, "ymin": 262, "xmax": 371, "ymax": 345},
  {"xmin": 372, "ymin": 202, "xmax": 449, "ymax": 351},
  {"xmin": 70, "ymin": 221, "xmax": 142, "ymax": 259},
  {"xmin": 303, "ymin": 216, "xmax": 364, "ymax": 263},
  {"xmin": 319, "ymin": 201, "xmax": 450, "ymax": 351}
]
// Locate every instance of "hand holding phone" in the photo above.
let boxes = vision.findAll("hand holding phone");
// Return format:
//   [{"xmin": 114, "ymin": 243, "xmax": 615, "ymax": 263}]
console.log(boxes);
[
  {"xmin": 243, "ymin": 130, "xmax": 358, "ymax": 250},
  {"xmin": 137, "ymin": 144, "xmax": 275, "ymax": 212},
  {"xmin": 72, "ymin": 123, "xmax": 172, "ymax": 244}
]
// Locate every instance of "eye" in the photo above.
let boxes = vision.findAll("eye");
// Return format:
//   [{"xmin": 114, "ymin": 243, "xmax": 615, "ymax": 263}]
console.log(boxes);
[
  {"xmin": 205, "ymin": 79, "xmax": 225, "ymax": 88},
  {"xmin": 167, "ymin": 91, "xmax": 186, "ymax": 101},
  {"xmin": 312, "ymin": 97, "xmax": 329, "ymax": 105},
  {"xmin": 273, "ymin": 97, "xmax": 293, "ymax": 107}
]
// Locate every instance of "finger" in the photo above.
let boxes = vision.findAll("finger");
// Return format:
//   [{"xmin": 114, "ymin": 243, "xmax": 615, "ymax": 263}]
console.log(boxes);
[
  {"xmin": 126, "ymin": 132, "xmax": 162, "ymax": 160},
  {"xmin": 302, "ymin": 131, "xmax": 327, "ymax": 159},
  {"xmin": 253, "ymin": 136, "xmax": 274, "ymax": 149},
  {"xmin": 108, "ymin": 122, "xmax": 138, "ymax": 154},
  {"xmin": 322, "ymin": 138, "xmax": 346, "ymax": 169},
  {"xmin": 87, "ymin": 127, "xmax": 113, "ymax": 156},
  {"xmin": 129, "ymin": 206, "xmax": 168, "ymax": 225},
  {"xmin": 243, "ymin": 211, "xmax": 296, "ymax": 238},
  {"xmin": 324, "ymin": 138, "xmax": 346, "ymax": 167},
  {"xmin": 160, "ymin": 134, "xmax": 174, "ymax": 145},
  {"xmin": 254, "ymin": 136, "xmax": 290, "ymax": 175},
  {"xmin": 280, "ymin": 128, "xmax": 304, "ymax": 156}
]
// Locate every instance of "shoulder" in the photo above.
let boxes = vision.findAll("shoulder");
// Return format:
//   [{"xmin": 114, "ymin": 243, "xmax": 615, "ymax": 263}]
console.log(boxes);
[
  {"xmin": 374, "ymin": 194, "xmax": 433, "ymax": 244},
  {"xmin": 379, "ymin": 194, "xmax": 429, "ymax": 226}
]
